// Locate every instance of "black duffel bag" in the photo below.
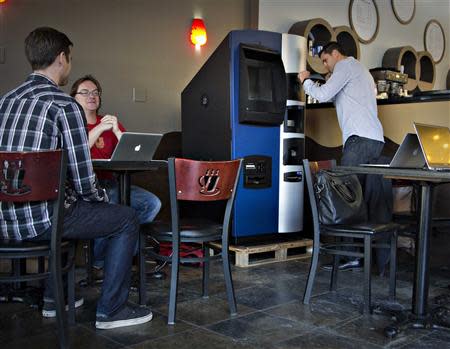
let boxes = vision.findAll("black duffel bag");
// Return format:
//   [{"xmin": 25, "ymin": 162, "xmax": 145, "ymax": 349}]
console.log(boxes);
[{"xmin": 314, "ymin": 170, "xmax": 367, "ymax": 225}]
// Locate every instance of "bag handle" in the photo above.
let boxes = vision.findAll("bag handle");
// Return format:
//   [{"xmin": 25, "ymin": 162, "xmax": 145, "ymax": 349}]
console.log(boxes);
[
  {"xmin": 332, "ymin": 179, "xmax": 356, "ymax": 202},
  {"xmin": 315, "ymin": 170, "xmax": 358, "ymax": 203}
]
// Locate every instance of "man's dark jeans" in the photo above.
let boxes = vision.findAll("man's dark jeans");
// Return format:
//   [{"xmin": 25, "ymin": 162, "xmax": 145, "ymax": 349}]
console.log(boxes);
[
  {"xmin": 341, "ymin": 136, "xmax": 393, "ymax": 271},
  {"xmin": 32, "ymin": 200, "xmax": 139, "ymax": 316},
  {"xmin": 341, "ymin": 135, "xmax": 384, "ymax": 176}
]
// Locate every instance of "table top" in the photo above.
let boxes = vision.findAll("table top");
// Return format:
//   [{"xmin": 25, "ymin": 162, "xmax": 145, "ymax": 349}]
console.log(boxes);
[
  {"xmin": 92, "ymin": 159, "xmax": 167, "ymax": 172},
  {"xmin": 337, "ymin": 165, "xmax": 450, "ymax": 183}
]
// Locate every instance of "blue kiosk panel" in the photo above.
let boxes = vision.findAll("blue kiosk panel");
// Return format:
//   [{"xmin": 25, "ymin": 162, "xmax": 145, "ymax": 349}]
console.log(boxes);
[{"xmin": 229, "ymin": 30, "xmax": 282, "ymax": 238}]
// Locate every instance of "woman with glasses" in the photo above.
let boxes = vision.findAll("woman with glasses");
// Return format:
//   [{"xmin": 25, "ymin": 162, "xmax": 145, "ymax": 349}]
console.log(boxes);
[{"xmin": 70, "ymin": 75, "xmax": 161, "ymax": 276}]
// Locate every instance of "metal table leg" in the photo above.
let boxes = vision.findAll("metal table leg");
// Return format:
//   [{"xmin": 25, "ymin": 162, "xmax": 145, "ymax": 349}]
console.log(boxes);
[{"xmin": 383, "ymin": 183, "xmax": 450, "ymax": 338}]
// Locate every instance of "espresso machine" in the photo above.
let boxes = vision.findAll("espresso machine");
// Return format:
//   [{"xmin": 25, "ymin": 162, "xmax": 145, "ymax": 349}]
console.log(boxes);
[{"xmin": 370, "ymin": 68, "xmax": 408, "ymax": 98}]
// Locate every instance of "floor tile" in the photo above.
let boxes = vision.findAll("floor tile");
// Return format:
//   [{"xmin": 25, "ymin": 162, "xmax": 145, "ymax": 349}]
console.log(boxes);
[
  {"xmin": 273, "ymin": 328, "xmax": 382, "ymax": 349},
  {"xmin": 129, "ymin": 328, "xmax": 260, "ymax": 349},
  {"xmin": 206, "ymin": 311, "xmax": 315, "ymax": 345},
  {"xmin": 266, "ymin": 298, "xmax": 360, "ymax": 328},
  {"xmin": 1, "ymin": 325, "xmax": 124, "ymax": 349},
  {"xmin": 0, "ymin": 307, "xmax": 62, "ymax": 345},
  {"xmin": 400, "ymin": 334, "xmax": 450, "ymax": 349},
  {"xmin": 172, "ymin": 295, "xmax": 256, "ymax": 326},
  {"xmin": 332, "ymin": 313, "xmax": 430, "ymax": 348},
  {"xmin": 220, "ymin": 284, "xmax": 299, "ymax": 310}
]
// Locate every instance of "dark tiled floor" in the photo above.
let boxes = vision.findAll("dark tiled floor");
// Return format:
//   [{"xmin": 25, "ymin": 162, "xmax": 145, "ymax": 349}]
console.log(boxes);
[{"xmin": 3, "ymin": 229, "xmax": 450, "ymax": 348}]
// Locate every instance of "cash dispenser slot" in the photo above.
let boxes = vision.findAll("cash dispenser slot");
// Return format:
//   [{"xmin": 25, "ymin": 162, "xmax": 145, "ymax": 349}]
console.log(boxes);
[
  {"xmin": 283, "ymin": 171, "xmax": 302, "ymax": 182},
  {"xmin": 283, "ymin": 171, "xmax": 303, "ymax": 182},
  {"xmin": 243, "ymin": 155, "xmax": 272, "ymax": 188}
]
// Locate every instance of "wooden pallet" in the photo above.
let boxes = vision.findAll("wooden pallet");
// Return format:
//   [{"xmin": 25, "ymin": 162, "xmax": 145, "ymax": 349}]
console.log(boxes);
[{"xmin": 209, "ymin": 238, "xmax": 313, "ymax": 267}]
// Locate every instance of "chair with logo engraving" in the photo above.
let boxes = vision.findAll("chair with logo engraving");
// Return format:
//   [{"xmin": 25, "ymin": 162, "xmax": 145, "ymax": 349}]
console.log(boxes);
[
  {"xmin": 0, "ymin": 150, "xmax": 75, "ymax": 349},
  {"xmin": 139, "ymin": 157, "xmax": 242, "ymax": 324}
]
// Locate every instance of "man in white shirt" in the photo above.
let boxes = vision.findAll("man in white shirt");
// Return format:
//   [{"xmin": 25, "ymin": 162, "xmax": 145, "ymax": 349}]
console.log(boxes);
[{"xmin": 299, "ymin": 42, "xmax": 389, "ymax": 272}]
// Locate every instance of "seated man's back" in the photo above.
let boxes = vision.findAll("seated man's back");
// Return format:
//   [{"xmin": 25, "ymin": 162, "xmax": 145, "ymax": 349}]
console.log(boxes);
[{"xmin": 0, "ymin": 26, "xmax": 153, "ymax": 330}]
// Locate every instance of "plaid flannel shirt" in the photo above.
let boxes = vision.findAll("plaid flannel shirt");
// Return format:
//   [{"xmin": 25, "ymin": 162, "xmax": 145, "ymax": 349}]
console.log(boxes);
[{"xmin": 0, "ymin": 73, "xmax": 106, "ymax": 240}]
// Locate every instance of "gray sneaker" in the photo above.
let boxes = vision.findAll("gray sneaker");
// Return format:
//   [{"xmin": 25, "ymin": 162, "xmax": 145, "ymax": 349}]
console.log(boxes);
[
  {"xmin": 42, "ymin": 296, "xmax": 84, "ymax": 317},
  {"xmin": 95, "ymin": 303, "xmax": 153, "ymax": 330}
]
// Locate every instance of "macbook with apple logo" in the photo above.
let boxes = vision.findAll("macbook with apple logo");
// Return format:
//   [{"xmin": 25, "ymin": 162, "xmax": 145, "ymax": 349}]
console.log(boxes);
[{"xmin": 94, "ymin": 132, "xmax": 163, "ymax": 162}]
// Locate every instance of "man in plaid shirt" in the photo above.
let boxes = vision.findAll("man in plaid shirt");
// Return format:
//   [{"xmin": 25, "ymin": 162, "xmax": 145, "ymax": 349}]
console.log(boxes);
[{"xmin": 0, "ymin": 27, "xmax": 153, "ymax": 329}]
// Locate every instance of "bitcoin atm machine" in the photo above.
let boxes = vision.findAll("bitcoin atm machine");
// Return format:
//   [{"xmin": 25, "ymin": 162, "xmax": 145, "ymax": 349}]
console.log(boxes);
[{"xmin": 182, "ymin": 30, "xmax": 306, "ymax": 242}]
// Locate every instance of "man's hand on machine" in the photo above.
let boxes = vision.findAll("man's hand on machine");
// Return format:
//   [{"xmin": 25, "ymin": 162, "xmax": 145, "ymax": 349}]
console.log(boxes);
[{"xmin": 298, "ymin": 71, "xmax": 311, "ymax": 84}]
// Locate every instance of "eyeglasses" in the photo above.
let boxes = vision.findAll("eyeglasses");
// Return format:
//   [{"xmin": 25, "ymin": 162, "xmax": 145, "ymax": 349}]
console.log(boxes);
[{"xmin": 76, "ymin": 89, "xmax": 101, "ymax": 97}]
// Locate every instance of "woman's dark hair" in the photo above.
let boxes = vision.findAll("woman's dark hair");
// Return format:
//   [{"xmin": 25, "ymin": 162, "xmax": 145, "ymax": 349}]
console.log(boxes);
[
  {"xmin": 25, "ymin": 27, "xmax": 73, "ymax": 70},
  {"xmin": 319, "ymin": 41, "xmax": 347, "ymax": 57},
  {"xmin": 70, "ymin": 74, "xmax": 102, "ymax": 111}
]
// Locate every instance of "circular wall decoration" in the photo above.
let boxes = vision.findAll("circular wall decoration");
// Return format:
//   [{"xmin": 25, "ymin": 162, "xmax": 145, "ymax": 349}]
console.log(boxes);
[
  {"xmin": 349, "ymin": 0, "xmax": 379, "ymax": 44},
  {"xmin": 447, "ymin": 69, "xmax": 450, "ymax": 89},
  {"xmin": 424, "ymin": 19, "xmax": 446, "ymax": 63},
  {"xmin": 391, "ymin": 0, "xmax": 415, "ymax": 25}
]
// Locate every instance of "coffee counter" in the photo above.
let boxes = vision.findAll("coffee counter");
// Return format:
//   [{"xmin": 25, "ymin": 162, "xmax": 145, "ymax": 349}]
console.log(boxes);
[
  {"xmin": 307, "ymin": 89, "xmax": 450, "ymax": 109},
  {"xmin": 305, "ymin": 90, "xmax": 450, "ymax": 147}
]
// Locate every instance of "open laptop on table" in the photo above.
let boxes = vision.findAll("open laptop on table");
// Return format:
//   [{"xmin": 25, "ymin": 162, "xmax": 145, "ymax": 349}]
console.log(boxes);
[
  {"xmin": 362, "ymin": 133, "xmax": 426, "ymax": 169},
  {"xmin": 414, "ymin": 122, "xmax": 450, "ymax": 171},
  {"xmin": 94, "ymin": 132, "xmax": 163, "ymax": 162}
]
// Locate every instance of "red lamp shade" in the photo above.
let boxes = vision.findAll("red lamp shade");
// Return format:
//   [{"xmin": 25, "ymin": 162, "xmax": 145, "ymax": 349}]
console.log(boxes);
[
  {"xmin": 0, "ymin": 0, "xmax": 6, "ymax": 4},
  {"xmin": 190, "ymin": 18, "xmax": 207, "ymax": 47}
]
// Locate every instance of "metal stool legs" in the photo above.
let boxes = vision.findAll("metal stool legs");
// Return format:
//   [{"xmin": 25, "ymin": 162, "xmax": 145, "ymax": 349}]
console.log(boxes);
[
  {"xmin": 303, "ymin": 238, "xmax": 320, "ymax": 305},
  {"xmin": 202, "ymin": 244, "xmax": 210, "ymax": 298},
  {"xmin": 168, "ymin": 239, "xmax": 180, "ymax": 325},
  {"xmin": 50, "ymin": 253, "xmax": 69, "ymax": 349},
  {"xmin": 222, "ymin": 245, "xmax": 237, "ymax": 315},
  {"xmin": 389, "ymin": 232, "xmax": 397, "ymax": 301},
  {"xmin": 363, "ymin": 236, "xmax": 373, "ymax": 315}
]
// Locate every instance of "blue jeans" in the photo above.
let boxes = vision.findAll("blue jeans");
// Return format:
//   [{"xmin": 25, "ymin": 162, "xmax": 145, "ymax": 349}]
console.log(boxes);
[
  {"xmin": 33, "ymin": 200, "xmax": 139, "ymax": 316},
  {"xmin": 341, "ymin": 136, "xmax": 392, "ymax": 270},
  {"xmin": 93, "ymin": 180, "xmax": 161, "ymax": 268}
]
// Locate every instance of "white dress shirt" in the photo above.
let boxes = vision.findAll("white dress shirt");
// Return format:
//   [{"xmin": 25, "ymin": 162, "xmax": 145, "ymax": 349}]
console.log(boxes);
[{"xmin": 303, "ymin": 57, "xmax": 384, "ymax": 145}]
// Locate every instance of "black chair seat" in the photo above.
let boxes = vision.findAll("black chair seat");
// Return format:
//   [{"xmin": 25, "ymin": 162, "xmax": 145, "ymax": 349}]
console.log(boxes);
[
  {"xmin": 322, "ymin": 222, "xmax": 400, "ymax": 235},
  {"xmin": 302, "ymin": 159, "xmax": 398, "ymax": 315},
  {"xmin": 0, "ymin": 240, "xmax": 71, "ymax": 253},
  {"xmin": 143, "ymin": 220, "xmax": 222, "ymax": 240}
]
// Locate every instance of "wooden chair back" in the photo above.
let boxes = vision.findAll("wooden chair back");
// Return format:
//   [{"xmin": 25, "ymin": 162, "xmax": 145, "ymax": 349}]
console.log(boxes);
[
  {"xmin": 0, "ymin": 150, "xmax": 66, "ymax": 203},
  {"xmin": 0, "ymin": 149, "xmax": 70, "ymax": 348},
  {"xmin": 171, "ymin": 158, "xmax": 242, "ymax": 202}
]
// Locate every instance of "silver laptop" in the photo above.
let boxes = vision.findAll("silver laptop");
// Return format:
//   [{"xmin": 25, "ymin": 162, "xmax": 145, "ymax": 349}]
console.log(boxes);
[
  {"xmin": 362, "ymin": 133, "xmax": 426, "ymax": 169},
  {"xmin": 94, "ymin": 132, "xmax": 163, "ymax": 162},
  {"xmin": 389, "ymin": 133, "xmax": 426, "ymax": 168},
  {"xmin": 414, "ymin": 123, "xmax": 450, "ymax": 171}
]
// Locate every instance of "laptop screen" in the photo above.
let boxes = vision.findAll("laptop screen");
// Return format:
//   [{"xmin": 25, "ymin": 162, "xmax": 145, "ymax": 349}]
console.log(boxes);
[
  {"xmin": 110, "ymin": 132, "xmax": 163, "ymax": 162},
  {"xmin": 414, "ymin": 123, "xmax": 450, "ymax": 168}
]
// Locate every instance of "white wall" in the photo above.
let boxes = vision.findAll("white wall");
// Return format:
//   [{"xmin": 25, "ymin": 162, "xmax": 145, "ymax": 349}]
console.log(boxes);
[
  {"xmin": 258, "ymin": 0, "xmax": 450, "ymax": 90},
  {"xmin": 0, "ymin": 0, "xmax": 249, "ymax": 133}
]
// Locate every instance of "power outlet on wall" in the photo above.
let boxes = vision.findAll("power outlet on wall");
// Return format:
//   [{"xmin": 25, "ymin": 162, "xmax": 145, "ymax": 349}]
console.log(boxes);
[
  {"xmin": 0, "ymin": 46, "xmax": 6, "ymax": 64},
  {"xmin": 133, "ymin": 87, "xmax": 147, "ymax": 102}
]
